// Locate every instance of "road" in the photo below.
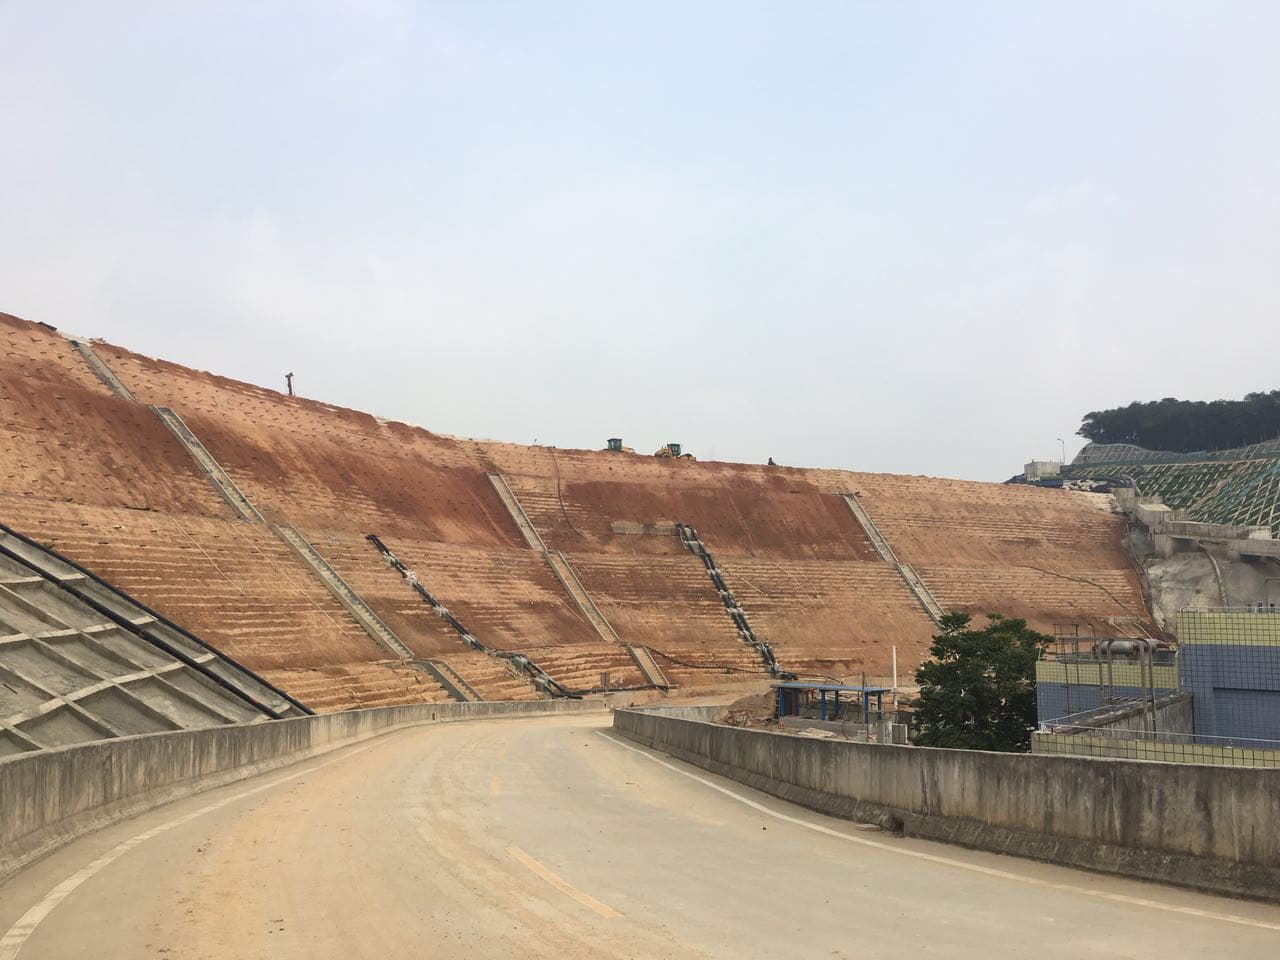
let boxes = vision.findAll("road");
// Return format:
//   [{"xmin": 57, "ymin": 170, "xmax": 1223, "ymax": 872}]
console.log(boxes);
[{"xmin": 2, "ymin": 714, "xmax": 1278, "ymax": 958}]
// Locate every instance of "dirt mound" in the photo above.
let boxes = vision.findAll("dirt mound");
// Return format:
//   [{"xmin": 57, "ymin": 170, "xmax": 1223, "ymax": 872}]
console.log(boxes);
[{"xmin": 714, "ymin": 690, "xmax": 778, "ymax": 728}]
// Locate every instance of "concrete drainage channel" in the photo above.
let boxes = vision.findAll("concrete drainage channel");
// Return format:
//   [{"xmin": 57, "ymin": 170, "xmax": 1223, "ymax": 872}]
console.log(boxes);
[
  {"xmin": 0, "ymin": 698, "xmax": 606, "ymax": 884},
  {"xmin": 612, "ymin": 707, "xmax": 1280, "ymax": 901},
  {"xmin": 675, "ymin": 523, "xmax": 790, "ymax": 678},
  {"xmin": 364, "ymin": 534, "xmax": 576, "ymax": 699}
]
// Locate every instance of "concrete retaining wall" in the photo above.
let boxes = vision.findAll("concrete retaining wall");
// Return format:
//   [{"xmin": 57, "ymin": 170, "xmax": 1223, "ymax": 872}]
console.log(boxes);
[
  {"xmin": 1041, "ymin": 691, "xmax": 1194, "ymax": 737},
  {"xmin": 613, "ymin": 708, "xmax": 1280, "ymax": 900},
  {"xmin": 1095, "ymin": 691, "xmax": 1195, "ymax": 735},
  {"xmin": 630, "ymin": 704, "xmax": 722, "ymax": 721},
  {"xmin": 1, "ymin": 698, "xmax": 604, "ymax": 883}
]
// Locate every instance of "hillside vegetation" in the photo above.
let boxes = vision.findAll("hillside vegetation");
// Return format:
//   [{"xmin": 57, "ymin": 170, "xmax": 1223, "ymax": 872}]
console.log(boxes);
[{"xmin": 1078, "ymin": 391, "xmax": 1280, "ymax": 453}]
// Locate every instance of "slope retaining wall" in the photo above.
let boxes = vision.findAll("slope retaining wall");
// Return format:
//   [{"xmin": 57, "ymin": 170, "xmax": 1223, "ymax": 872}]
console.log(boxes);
[{"xmin": 613, "ymin": 708, "xmax": 1280, "ymax": 900}]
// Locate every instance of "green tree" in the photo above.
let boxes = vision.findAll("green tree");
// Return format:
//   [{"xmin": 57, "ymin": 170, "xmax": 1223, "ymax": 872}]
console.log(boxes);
[
  {"xmin": 1077, "ymin": 390, "xmax": 1280, "ymax": 453},
  {"xmin": 911, "ymin": 612, "xmax": 1051, "ymax": 752}
]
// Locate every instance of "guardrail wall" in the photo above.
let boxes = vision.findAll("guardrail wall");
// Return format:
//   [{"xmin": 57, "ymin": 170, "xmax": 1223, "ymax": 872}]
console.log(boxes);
[
  {"xmin": 1, "ymin": 698, "xmax": 605, "ymax": 883},
  {"xmin": 613, "ymin": 708, "xmax": 1280, "ymax": 900}
]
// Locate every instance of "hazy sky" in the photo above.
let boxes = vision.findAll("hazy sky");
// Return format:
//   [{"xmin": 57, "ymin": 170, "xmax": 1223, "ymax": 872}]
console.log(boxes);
[{"xmin": 3, "ymin": 2, "xmax": 1277, "ymax": 480}]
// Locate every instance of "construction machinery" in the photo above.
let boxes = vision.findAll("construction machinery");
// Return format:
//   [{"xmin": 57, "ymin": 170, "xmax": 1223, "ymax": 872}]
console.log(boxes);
[{"xmin": 654, "ymin": 442, "xmax": 695, "ymax": 461}]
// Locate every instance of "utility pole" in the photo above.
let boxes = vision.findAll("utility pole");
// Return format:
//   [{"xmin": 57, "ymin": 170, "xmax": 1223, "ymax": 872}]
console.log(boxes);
[{"xmin": 285, "ymin": 372, "xmax": 294, "ymax": 397}]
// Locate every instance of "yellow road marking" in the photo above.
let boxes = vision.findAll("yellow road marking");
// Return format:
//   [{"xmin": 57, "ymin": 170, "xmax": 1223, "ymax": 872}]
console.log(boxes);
[
  {"xmin": 506, "ymin": 846, "xmax": 620, "ymax": 919},
  {"xmin": 490, "ymin": 775, "xmax": 501, "ymax": 796}
]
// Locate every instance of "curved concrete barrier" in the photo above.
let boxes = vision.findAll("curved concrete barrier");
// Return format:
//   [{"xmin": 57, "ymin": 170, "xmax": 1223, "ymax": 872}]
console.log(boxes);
[
  {"xmin": 614, "ymin": 707, "xmax": 1280, "ymax": 901},
  {"xmin": 1, "ymin": 699, "xmax": 605, "ymax": 883}
]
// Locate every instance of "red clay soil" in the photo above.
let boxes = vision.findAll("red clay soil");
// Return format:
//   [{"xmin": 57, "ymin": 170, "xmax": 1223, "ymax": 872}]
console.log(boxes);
[
  {"xmin": 0, "ymin": 317, "xmax": 229, "ymax": 516},
  {"xmin": 1, "ymin": 312, "xmax": 112, "ymax": 395},
  {"xmin": 829, "ymin": 470, "xmax": 1137, "ymax": 573},
  {"xmin": 0, "ymin": 496, "xmax": 389, "ymax": 672},
  {"xmin": 919, "ymin": 563, "xmax": 1147, "ymax": 638},
  {"xmin": 301, "ymin": 527, "xmax": 467, "ymax": 660},
  {"xmin": 494, "ymin": 448, "xmax": 880, "ymax": 561},
  {"xmin": 259, "ymin": 661, "xmax": 455, "ymax": 712},
  {"xmin": 565, "ymin": 551, "xmax": 770, "ymax": 683},
  {"xmin": 375, "ymin": 536, "xmax": 603, "ymax": 655},
  {"xmin": 435, "ymin": 650, "xmax": 544, "ymax": 701},
  {"xmin": 90, "ymin": 341, "xmax": 522, "ymax": 544},
  {"xmin": 714, "ymin": 690, "xmax": 781, "ymax": 728},
  {"xmin": 0, "ymin": 312, "xmax": 1159, "ymax": 708},
  {"xmin": 717, "ymin": 556, "xmax": 938, "ymax": 680}
]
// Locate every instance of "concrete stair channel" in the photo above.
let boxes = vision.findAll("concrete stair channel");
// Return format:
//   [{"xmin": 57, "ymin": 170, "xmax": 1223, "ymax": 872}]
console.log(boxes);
[
  {"xmin": 675, "ymin": 523, "xmax": 789, "ymax": 678},
  {"xmin": 544, "ymin": 550, "xmax": 622, "ymax": 643},
  {"xmin": 67, "ymin": 338, "xmax": 137, "ymax": 401},
  {"xmin": 417, "ymin": 659, "xmax": 483, "ymax": 702},
  {"xmin": 275, "ymin": 525, "xmax": 416, "ymax": 661},
  {"xmin": 626, "ymin": 643, "xmax": 672, "ymax": 689},
  {"xmin": 841, "ymin": 493, "xmax": 947, "ymax": 624},
  {"xmin": 151, "ymin": 406, "xmax": 265, "ymax": 523},
  {"xmin": 364, "ymin": 535, "xmax": 569, "ymax": 699},
  {"xmin": 435, "ymin": 653, "xmax": 542, "ymax": 701},
  {"xmin": 487, "ymin": 473, "xmax": 548, "ymax": 551},
  {"xmin": 487, "ymin": 473, "xmax": 664, "ymax": 691},
  {"xmin": 0, "ymin": 522, "xmax": 308, "ymax": 754}
]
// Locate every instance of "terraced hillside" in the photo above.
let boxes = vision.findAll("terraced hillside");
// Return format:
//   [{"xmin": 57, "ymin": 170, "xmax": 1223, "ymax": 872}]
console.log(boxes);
[{"xmin": 0, "ymin": 311, "xmax": 1155, "ymax": 707}]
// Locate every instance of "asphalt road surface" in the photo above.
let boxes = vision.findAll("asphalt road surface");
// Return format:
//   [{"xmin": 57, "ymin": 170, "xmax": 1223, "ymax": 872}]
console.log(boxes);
[{"xmin": 2, "ymin": 714, "xmax": 1278, "ymax": 958}]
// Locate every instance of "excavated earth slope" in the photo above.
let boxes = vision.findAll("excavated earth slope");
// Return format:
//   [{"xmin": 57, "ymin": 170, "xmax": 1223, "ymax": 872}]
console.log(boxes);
[{"xmin": 0, "ymin": 311, "xmax": 1154, "ymax": 709}]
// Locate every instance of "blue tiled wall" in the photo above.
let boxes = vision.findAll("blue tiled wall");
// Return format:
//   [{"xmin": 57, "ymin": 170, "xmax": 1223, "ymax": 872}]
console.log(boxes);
[{"xmin": 1180, "ymin": 643, "xmax": 1280, "ymax": 743}]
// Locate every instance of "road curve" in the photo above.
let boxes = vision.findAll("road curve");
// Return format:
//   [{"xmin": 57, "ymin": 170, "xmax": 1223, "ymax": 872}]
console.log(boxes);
[{"xmin": 1, "ymin": 714, "xmax": 1278, "ymax": 959}]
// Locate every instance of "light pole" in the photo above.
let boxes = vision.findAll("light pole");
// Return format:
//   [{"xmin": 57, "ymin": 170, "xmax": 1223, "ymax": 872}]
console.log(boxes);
[{"xmin": 1057, "ymin": 437, "xmax": 1066, "ymax": 463}]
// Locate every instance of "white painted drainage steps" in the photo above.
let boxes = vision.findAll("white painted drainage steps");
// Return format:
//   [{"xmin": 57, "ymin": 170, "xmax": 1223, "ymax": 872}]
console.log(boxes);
[
  {"xmin": 841, "ymin": 493, "xmax": 947, "ymax": 625},
  {"xmin": 486, "ymin": 474, "xmax": 672, "ymax": 690}
]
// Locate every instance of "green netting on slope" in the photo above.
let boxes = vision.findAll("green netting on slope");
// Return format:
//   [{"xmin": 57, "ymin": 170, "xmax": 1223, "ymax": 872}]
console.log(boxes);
[
  {"xmin": 1073, "ymin": 438, "xmax": 1280, "ymax": 465},
  {"xmin": 1193, "ymin": 459, "xmax": 1280, "ymax": 535},
  {"xmin": 1068, "ymin": 458, "xmax": 1280, "ymax": 535},
  {"xmin": 1067, "ymin": 461, "xmax": 1244, "ymax": 510}
]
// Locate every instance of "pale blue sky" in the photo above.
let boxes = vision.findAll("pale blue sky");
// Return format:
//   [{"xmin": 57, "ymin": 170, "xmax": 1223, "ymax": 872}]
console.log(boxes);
[{"xmin": 2, "ymin": 2, "xmax": 1277, "ymax": 479}]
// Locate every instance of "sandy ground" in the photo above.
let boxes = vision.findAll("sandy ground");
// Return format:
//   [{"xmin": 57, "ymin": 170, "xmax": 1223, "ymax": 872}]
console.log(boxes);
[{"xmin": 2, "ymin": 714, "xmax": 1278, "ymax": 959}]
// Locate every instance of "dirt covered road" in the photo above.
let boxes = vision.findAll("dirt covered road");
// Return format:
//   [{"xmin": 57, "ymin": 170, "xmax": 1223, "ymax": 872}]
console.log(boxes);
[{"xmin": 2, "ymin": 714, "xmax": 1278, "ymax": 959}]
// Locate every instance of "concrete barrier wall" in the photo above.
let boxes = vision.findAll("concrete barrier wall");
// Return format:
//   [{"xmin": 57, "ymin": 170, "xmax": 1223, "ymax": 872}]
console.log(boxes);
[
  {"xmin": 1040, "ymin": 691, "xmax": 1194, "ymax": 737},
  {"xmin": 1, "ymin": 699, "xmax": 604, "ymax": 883},
  {"xmin": 613, "ymin": 708, "xmax": 1280, "ymax": 900},
  {"xmin": 629, "ymin": 704, "xmax": 722, "ymax": 721}
]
